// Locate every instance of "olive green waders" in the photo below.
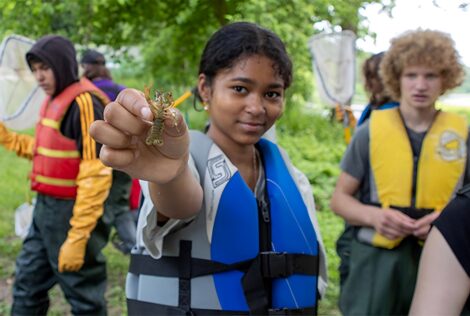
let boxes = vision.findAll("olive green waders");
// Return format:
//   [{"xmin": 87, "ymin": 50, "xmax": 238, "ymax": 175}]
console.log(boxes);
[{"xmin": 338, "ymin": 233, "xmax": 421, "ymax": 315}]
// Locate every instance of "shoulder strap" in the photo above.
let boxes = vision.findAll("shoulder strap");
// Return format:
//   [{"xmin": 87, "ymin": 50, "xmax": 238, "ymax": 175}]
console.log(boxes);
[
  {"xmin": 189, "ymin": 130, "xmax": 212, "ymax": 185},
  {"xmin": 457, "ymin": 183, "xmax": 470, "ymax": 198}
]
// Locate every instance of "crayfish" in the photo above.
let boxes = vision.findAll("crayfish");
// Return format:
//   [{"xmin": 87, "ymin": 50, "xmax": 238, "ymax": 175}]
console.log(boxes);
[{"xmin": 144, "ymin": 86, "xmax": 178, "ymax": 146}]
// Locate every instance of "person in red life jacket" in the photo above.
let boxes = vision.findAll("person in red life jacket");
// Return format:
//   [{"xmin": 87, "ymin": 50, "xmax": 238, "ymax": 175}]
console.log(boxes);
[
  {"xmin": 80, "ymin": 49, "xmax": 137, "ymax": 255},
  {"xmin": 330, "ymin": 29, "xmax": 470, "ymax": 315},
  {"xmin": 0, "ymin": 35, "xmax": 112, "ymax": 315}
]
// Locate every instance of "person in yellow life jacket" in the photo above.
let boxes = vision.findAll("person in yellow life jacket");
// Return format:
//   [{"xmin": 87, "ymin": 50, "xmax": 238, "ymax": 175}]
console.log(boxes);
[
  {"xmin": 0, "ymin": 35, "xmax": 112, "ymax": 315},
  {"xmin": 330, "ymin": 29, "xmax": 469, "ymax": 315}
]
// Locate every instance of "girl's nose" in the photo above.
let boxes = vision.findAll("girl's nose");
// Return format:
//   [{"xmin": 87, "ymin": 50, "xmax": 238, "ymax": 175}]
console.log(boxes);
[{"xmin": 245, "ymin": 94, "xmax": 265, "ymax": 115}]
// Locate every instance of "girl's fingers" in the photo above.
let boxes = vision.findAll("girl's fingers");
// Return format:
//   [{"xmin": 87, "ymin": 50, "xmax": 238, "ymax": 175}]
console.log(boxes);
[
  {"xmin": 90, "ymin": 120, "xmax": 131, "ymax": 149},
  {"xmin": 163, "ymin": 108, "xmax": 186, "ymax": 136},
  {"xmin": 115, "ymin": 88, "xmax": 153, "ymax": 121},
  {"xmin": 156, "ymin": 109, "xmax": 189, "ymax": 159},
  {"xmin": 99, "ymin": 145, "xmax": 136, "ymax": 169},
  {"xmin": 103, "ymin": 101, "xmax": 151, "ymax": 136}
]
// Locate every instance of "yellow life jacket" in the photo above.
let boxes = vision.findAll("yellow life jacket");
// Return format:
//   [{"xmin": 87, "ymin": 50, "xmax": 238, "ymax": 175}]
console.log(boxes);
[{"xmin": 368, "ymin": 107, "xmax": 467, "ymax": 248}]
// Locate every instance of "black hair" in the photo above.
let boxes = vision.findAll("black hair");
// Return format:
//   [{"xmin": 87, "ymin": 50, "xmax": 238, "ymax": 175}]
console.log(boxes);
[
  {"xmin": 198, "ymin": 22, "xmax": 293, "ymax": 89},
  {"xmin": 362, "ymin": 52, "xmax": 395, "ymax": 107},
  {"xmin": 26, "ymin": 55, "xmax": 45, "ymax": 66}
]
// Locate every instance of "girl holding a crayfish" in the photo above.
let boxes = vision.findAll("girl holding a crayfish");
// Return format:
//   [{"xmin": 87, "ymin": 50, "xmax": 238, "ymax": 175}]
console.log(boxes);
[{"xmin": 90, "ymin": 21, "xmax": 327, "ymax": 315}]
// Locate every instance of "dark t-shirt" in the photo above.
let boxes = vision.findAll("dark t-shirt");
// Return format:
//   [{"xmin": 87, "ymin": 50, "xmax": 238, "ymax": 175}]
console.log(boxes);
[{"xmin": 433, "ymin": 191, "xmax": 470, "ymax": 278}]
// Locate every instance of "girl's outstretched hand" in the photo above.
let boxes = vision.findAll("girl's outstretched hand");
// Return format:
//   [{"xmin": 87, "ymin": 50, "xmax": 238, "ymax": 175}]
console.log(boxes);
[{"xmin": 90, "ymin": 88, "xmax": 189, "ymax": 184}]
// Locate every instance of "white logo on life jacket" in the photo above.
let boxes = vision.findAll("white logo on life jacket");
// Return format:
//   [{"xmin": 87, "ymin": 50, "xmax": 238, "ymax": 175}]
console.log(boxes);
[
  {"xmin": 438, "ymin": 130, "xmax": 466, "ymax": 161},
  {"xmin": 208, "ymin": 154, "xmax": 231, "ymax": 188}
]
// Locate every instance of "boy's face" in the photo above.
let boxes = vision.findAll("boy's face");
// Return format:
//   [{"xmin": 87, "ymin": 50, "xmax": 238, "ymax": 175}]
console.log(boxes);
[
  {"xmin": 30, "ymin": 61, "xmax": 56, "ymax": 96},
  {"xmin": 400, "ymin": 65, "xmax": 442, "ymax": 110}
]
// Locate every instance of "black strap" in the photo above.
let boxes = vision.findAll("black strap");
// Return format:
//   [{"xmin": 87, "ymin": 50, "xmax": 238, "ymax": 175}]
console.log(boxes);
[
  {"xmin": 129, "ymin": 252, "xmax": 318, "ymax": 279},
  {"xmin": 242, "ymin": 255, "xmax": 270, "ymax": 315},
  {"xmin": 458, "ymin": 183, "xmax": 470, "ymax": 198},
  {"xmin": 127, "ymin": 298, "xmax": 317, "ymax": 316},
  {"xmin": 366, "ymin": 202, "xmax": 434, "ymax": 219},
  {"xmin": 179, "ymin": 240, "xmax": 192, "ymax": 312},
  {"xmin": 129, "ymin": 250, "xmax": 318, "ymax": 315}
]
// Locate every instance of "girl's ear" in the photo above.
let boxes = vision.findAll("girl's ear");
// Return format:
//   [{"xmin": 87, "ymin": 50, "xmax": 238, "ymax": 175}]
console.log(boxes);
[{"xmin": 197, "ymin": 73, "xmax": 210, "ymax": 103}]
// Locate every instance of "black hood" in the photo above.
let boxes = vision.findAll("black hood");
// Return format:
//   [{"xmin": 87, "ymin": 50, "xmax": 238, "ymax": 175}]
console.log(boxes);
[{"xmin": 26, "ymin": 35, "xmax": 79, "ymax": 97}]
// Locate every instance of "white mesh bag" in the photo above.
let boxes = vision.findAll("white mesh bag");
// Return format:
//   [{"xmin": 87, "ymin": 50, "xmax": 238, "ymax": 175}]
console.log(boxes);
[
  {"xmin": 0, "ymin": 35, "xmax": 45, "ymax": 130},
  {"xmin": 308, "ymin": 30, "xmax": 357, "ymax": 108}
]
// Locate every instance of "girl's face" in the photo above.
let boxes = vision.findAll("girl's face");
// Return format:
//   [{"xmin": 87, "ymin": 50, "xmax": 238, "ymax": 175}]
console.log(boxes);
[{"xmin": 199, "ymin": 54, "xmax": 285, "ymax": 150}]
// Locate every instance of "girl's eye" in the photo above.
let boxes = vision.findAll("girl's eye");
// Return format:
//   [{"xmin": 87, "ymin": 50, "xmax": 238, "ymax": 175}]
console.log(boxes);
[
  {"xmin": 266, "ymin": 91, "xmax": 281, "ymax": 99},
  {"xmin": 232, "ymin": 86, "xmax": 247, "ymax": 93}
]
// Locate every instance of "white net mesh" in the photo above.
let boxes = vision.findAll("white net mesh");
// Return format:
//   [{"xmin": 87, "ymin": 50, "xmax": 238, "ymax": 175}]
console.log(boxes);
[
  {"xmin": 0, "ymin": 35, "xmax": 45, "ymax": 131},
  {"xmin": 308, "ymin": 31, "xmax": 357, "ymax": 108}
]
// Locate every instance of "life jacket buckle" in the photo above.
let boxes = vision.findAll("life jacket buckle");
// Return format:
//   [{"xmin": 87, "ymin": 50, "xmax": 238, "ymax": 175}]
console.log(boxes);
[
  {"xmin": 260, "ymin": 251, "xmax": 293, "ymax": 278},
  {"xmin": 267, "ymin": 307, "xmax": 311, "ymax": 315}
]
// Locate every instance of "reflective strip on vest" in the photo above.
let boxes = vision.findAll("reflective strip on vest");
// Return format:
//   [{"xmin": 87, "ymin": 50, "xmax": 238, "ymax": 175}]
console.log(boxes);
[
  {"xmin": 35, "ymin": 175, "xmax": 76, "ymax": 187},
  {"xmin": 37, "ymin": 146, "xmax": 80, "ymax": 158},
  {"xmin": 41, "ymin": 118, "xmax": 60, "ymax": 129}
]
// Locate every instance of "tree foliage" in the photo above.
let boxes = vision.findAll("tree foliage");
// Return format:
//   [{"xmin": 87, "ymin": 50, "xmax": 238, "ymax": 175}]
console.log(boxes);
[{"xmin": 1, "ymin": 0, "xmax": 394, "ymax": 105}]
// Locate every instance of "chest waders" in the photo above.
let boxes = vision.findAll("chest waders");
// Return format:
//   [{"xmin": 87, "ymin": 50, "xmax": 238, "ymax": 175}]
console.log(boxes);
[{"xmin": 127, "ymin": 131, "xmax": 320, "ymax": 315}]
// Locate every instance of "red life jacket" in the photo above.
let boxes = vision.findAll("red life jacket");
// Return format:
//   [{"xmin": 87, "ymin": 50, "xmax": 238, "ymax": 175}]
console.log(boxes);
[{"xmin": 30, "ymin": 78, "xmax": 109, "ymax": 199}]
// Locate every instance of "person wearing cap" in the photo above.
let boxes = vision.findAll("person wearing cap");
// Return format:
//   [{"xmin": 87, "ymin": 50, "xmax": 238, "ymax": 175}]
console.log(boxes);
[
  {"xmin": 0, "ymin": 35, "xmax": 111, "ymax": 315},
  {"xmin": 80, "ymin": 49, "xmax": 137, "ymax": 255}
]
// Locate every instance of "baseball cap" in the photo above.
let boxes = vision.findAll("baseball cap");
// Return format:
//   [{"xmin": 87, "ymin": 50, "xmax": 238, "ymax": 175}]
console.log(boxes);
[{"xmin": 80, "ymin": 49, "xmax": 106, "ymax": 65}]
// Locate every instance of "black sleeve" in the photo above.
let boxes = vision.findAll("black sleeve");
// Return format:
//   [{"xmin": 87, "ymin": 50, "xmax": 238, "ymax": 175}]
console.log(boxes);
[
  {"xmin": 60, "ymin": 93, "xmax": 105, "ymax": 159},
  {"xmin": 433, "ymin": 194, "xmax": 470, "ymax": 278}
]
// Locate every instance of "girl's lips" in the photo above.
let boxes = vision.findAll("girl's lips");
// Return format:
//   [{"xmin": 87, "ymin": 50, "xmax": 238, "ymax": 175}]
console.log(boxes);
[{"xmin": 239, "ymin": 121, "xmax": 265, "ymax": 133}]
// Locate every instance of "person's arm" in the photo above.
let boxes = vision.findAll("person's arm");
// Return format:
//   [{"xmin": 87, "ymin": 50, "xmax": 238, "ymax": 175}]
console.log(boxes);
[
  {"xmin": 90, "ymin": 88, "xmax": 203, "ymax": 220},
  {"xmin": 0, "ymin": 122, "xmax": 34, "ymax": 159},
  {"xmin": 58, "ymin": 92, "xmax": 112, "ymax": 272},
  {"xmin": 330, "ymin": 172, "xmax": 416, "ymax": 240},
  {"xmin": 410, "ymin": 227, "xmax": 470, "ymax": 315}
]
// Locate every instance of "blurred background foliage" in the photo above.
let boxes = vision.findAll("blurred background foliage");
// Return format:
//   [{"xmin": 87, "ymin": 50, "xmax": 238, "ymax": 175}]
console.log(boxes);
[{"xmin": 0, "ymin": 0, "xmax": 396, "ymax": 107}]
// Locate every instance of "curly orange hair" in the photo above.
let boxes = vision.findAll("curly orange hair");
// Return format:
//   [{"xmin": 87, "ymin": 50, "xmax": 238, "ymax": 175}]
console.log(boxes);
[{"xmin": 380, "ymin": 29, "xmax": 465, "ymax": 100}]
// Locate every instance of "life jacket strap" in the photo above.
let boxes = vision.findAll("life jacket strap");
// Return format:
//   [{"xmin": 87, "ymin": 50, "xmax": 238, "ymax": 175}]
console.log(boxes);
[
  {"xmin": 366, "ymin": 202, "xmax": 434, "ymax": 220},
  {"xmin": 127, "ymin": 298, "xmax": 317, "ymax": 315},
  {"xmin": 129, "ymin": 251, "xmax": 319, "ymax": 279},
  {"xmin": 179, "ymin": 240, "xmax": 192, "ymax": 313},
  {"xmin": 129, "ymin": 242, "xmax": 319, "ymax": 315},
  {"xmin": 457, "ymin": 183, "xmax": 470, "ymax": 198}
]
